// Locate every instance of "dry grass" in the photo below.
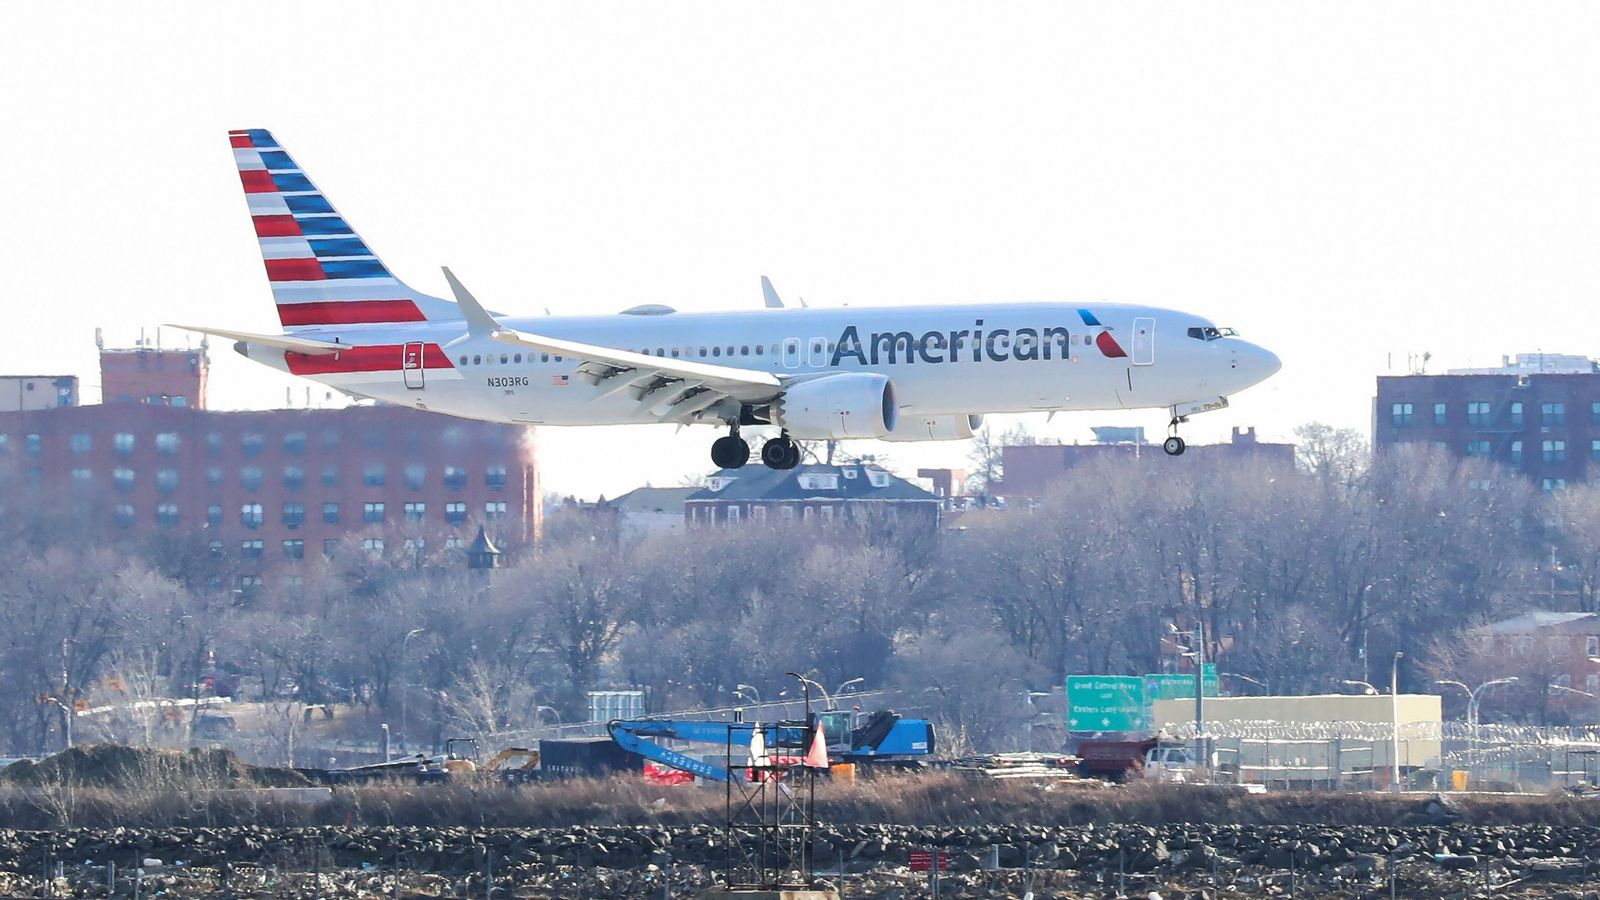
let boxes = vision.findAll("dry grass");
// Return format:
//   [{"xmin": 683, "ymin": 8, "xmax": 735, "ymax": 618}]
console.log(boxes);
[{"xmin": 0, "ymin": 767, "xmax": 1597, "ymax": 830}]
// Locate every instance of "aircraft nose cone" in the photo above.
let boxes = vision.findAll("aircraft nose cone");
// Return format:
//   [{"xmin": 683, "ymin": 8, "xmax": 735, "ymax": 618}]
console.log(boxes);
[{"xmin": 1232, "ymin": 341, "xmax": 1281, "ymax": 388}]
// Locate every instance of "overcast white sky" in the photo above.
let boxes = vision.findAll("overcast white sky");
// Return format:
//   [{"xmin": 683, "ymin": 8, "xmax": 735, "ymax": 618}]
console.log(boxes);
[{"xmin": 3, "ymin": 3, "xmax": 1598, "ymax": 498}]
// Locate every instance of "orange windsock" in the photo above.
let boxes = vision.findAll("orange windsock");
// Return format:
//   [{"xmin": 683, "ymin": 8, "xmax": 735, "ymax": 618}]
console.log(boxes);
[{"xmin": 803, "ymin": 723, "xmax": 829, "ymax": 768}]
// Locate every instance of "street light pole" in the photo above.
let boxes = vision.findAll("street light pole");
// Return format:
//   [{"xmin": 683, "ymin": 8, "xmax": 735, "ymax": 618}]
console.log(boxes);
[
  {"xmin": 1391, "ymin": 652, "xmax": 1404, "ymax": 794},
  {"xmin": 1195, "ymin": 622, "xmax": 1206, "ymax": 781},
  {"xmin": 400, "ymin": 628, "xmax": 425, "ymax": 748}
]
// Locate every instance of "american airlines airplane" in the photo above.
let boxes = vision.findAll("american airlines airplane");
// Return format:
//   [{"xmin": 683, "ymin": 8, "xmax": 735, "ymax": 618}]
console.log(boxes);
[{"xmin": 176, "ymin": 129, "xmax": 1281, "ymax": 471}]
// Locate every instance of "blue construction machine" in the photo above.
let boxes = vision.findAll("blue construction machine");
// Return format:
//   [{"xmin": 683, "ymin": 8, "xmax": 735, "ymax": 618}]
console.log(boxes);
[{"xmin": 607, "ymin": 709, "xmax": 934, "ymax": 783}]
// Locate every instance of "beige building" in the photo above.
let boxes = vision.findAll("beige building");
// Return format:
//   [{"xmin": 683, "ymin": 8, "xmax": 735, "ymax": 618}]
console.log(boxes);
[{"xmin": 1152, "ymin": 694, "xmax": 1444, "ymax": 776}]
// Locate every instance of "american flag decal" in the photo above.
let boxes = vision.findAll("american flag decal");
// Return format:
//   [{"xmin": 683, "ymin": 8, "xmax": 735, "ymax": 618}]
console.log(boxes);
[{"xmin": 552, "ymin": 374, "xmax": 570, "ymax": 386}]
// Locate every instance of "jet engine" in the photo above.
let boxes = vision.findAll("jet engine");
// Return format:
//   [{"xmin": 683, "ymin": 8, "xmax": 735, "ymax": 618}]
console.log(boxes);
[
  {"xmin": 774, "ymin": 373, "xmax": 898, "ymax": 439},
  {"xmin": 879, "ymin": 414, "xmax": 984, "ymax": 441}
]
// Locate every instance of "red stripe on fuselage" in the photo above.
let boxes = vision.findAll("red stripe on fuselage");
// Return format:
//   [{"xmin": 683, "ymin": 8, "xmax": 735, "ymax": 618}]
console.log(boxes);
[
  {"xmin": 285, "ymin": 343, "xmax": 453, "ymax": 375},
  {"xmin": 265, "ymin": 258, "xmax": 326, "ymax": 281},
  {"xmin": 253, "ymin": 215, "xmax": 302, "ymax": 237},
  {"xmin": 277, "ymin": 300, "xmax": 427, "ymax": 326}
]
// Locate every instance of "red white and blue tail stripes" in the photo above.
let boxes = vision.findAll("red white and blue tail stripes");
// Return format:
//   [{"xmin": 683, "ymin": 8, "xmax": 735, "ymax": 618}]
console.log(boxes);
[{"xmin": 229, "ymin": 128, "xmax": 459, "ymax": 329}]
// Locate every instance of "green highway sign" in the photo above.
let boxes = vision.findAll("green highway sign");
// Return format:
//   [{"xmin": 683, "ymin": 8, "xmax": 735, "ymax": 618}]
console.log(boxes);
[
  {"xmin": 1144, "ymin": 665, "xmax": 1220, "ymax": 702},
  {"xmin": 1065, "ymin": 675, "xmax": 1148, "ymax": 732}
]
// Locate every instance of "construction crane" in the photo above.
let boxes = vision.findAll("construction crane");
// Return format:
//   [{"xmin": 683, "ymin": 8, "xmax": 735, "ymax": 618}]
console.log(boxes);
[{"xmin": 607, "ymin": 709, "xmax": 934, "ymax": 783}]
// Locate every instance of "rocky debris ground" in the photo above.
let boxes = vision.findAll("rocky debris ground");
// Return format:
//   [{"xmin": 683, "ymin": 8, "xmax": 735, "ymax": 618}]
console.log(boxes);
[{"xmin": 0, "ymin": 820, "xmax": 1595, "ymax": 897}]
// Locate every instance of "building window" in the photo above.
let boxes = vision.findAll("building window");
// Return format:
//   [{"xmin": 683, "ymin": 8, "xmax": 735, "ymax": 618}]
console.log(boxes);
[
  {"xmin": 206, "ymin": 467, "xmax": 223, "ymax": 488},
  {"xmin": 70, "ymin": 433, "xmax": 91, "ymax": 454},
  {"xmin": 323, "ymin": 502, "xmax": 340, "ymax": 524},
  {"xmin": 485, "ymin": 465, "xmax": 508, "ymax": 490},
  {"xmin": 240, "ymin": 433, "xmax": 264, "ymax": 457},
  {"xmin": 114, "ymin": 504, "xmax": 135, "ymax": 527},
  {"xmin": 403, "ymin": 501, "xmax": 427, "ymax": 522},
  {"xmin": 321, "ymin": 429, "xmax": 341, "ymax": 451},
  {"xmin": 70, "ymin": 468, "xmax": 93, "ymax": 484},
  {"xmin": 1465, "ymin": 440, "xmax": 1490, "ymax": 458},
  {"xmin": 156, "ymin": 468, "xmax": 179, "ymax": 493},
  {"xmin": 727, "ymin": 505, "xmax": 741, "ymax": 524},
  {"xmin": 751, "ymin": 506, "xmax": 767, "ymax": 523},
  {"xmin": 205, "ymin": 433, "xmax": 222, "ymax": 457},
  {"xmin": 282, "ymin": 502, "xmax": 305, "ymax": 528},
  {"xmin": 241, "ymin": 539, "xmax": 264, "ymax": 559},
  {"xmin": 322, "ymin": 465, "xmax": 339, "ymax": 487},
  {"xmin": 1467, "ymin": 401, "xmax": 1490, "ymax": 427},
  {"xmin": 405, "ymin": 464, "xmax": 426, "ymax": 490},
  {"xmin": 403, "ymin": 537, "xmax": 425, "ymax": 556},
  {"xmin": 1587, "ymin": 635, "xmax": 1599, "ymax": 658},
  {"xmin": 1389, "ymin": 403, "xmax": 1414, "ymax": 427},
  {"xmin": 444, "ymin": 465, "xmax": 467, "ymax": 490},
  {"xmin": 208, "ymin": 540, "xmax": 223, "ymax": 559},
  {"xmin": 241, "ymin": 503, "xmax": 264, "ymax": 528},
  {"xmin": 113, "ymin": 467, "xmax": 136, "ymax": 492},
  {"xmin": 283, "ymin": 465, "xmax": 305, "ymax": 490},
  {"xmin": 208, "ymin": 504, "xmax": 223, "ymax": 528},
  {"xmin": 445, "ymin": 534, "xmax": 464, "ymax": 550},
  {"xmin": 283, "ymin": 432, "xmax": 307, "ymax": 454},
  {"xmin": 1511, "ymin": 441, "xmax": 1523, "ymax": 464},
  {"xmin": 1592, "ymin": 402, "xmax": 1600, "ymax": 425},
  {"xmin": 363, "ymin": 502, "xmax": 385, "ymax": 523},
  {"xmin": 113, "ymin": 433, "xmax": 134, "ymax": 456},
  {"xmin": 240, "ymin": 466, "xmax": 263, "ymax": 491},
  {"xmin": 362, "ymin": 537, "xmax": 384, "ymax": 556},
  {"xmin": 484, "ymin": 501, "xmax": 507, "ymax": 522},
  {"xmin": 1543, "ymin": 478, "xmax": 1567, "ymax": 492},
  {"xmin": 236, "ymin": 574, "xmax": 263, "ymax": 593},
  {"xmin": 156, "ymin": 432, "xmax": 179, "ymax": 455},
  {"xmin": 156, "ymin": 503, "xmax": 179, "ymax": 527},
  {"xmin": 1592, "ymin": 439, "xmax": 1600, "ymax": 462},
  {"xmin": 282, "ymin": 539, "xmax": 305, "ymax": 560},
  {"xmin": 445, "ymin": 501, "xmax": 467, "ymax": 525},
  {"xmin": 1543, "ymin": 402, "xmax": 1566, "ymax": 426},
  {"xmin": 323, "ymin": 538, "xmax": 340, "ymax": 557},
  {"xmin": 1510, "ymin": 402, "xmax": 1523, "ymax": 426},
  {"xmin": 781, "ymin": 506, "xmax": 796, "ymax": 521},
  {"xmin": 1432, "ymin": 403, "xmax": 1446, "ymax": 426},
  {"xmin": 820, "ymin": 505, "xmax": 834, "ymax": 524},
  {"xmin": 1544, "ymin": 440, "xmax": 1567, "ymax": 463},
  {"xmin": 363, "ymin": 464, "xmax": 386, "ymax": 487}
]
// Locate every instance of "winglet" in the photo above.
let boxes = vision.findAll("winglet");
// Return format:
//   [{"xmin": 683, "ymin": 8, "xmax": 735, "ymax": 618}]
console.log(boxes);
[
  {"xmin": 761, "ymin": 276, "xmax": 784, "ymax": 309},
  {"xmin": 441, "ymin": 266, "xmax": 501, "ymax": 337}
]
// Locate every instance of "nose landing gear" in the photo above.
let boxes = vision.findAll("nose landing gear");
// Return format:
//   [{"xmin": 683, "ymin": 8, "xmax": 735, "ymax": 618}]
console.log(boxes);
[{"xmin": 1163, "ymin": 416, "xmax": 1188, "ymax": 456}]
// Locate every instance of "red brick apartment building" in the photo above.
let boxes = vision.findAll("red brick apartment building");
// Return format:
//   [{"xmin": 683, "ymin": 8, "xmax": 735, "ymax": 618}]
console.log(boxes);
[
  {"xmin": 0, "ymin": 343, "xmax": 538, "ymax": 588},
  {"xmin": 998, "ymin": 426, "xmax": 1295, "ymax": 499},
  {"xmin": 1374, "ymin": 356, "xmax": 1600, "ymax": 490}
]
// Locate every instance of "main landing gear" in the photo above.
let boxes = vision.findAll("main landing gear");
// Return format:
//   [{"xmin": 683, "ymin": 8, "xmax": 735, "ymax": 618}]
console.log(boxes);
[
  {"xmin": 1163, "ymin": 416, "xmax": 1187, "ymax": 456},
  {"xmin": 760, "ymin": 434, "xmax": 802, "ymax": 470},
  {"xmin": 709, "ymin": 425, "xmax": 801, "ymax": 470},
  {"xmin": 710, "ymin": 426, "xmax": 751, "ymax": 470}
]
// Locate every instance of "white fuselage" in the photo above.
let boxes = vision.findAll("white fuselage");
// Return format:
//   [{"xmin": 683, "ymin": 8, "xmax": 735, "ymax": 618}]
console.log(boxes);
[{"xmin": 242, "ymin": 301, "xmax": 1280, "ymax": 430}]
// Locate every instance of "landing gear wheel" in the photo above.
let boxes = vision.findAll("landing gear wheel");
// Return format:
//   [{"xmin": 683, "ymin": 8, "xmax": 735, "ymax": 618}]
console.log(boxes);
[
  {"xmin": 1163, "ymin": 436, "xmax": 1186, "ymax": 456},
  {"xmin": 762, "ymin": 436, "xmax": 801, "ymax": 470},
  {"xmin": 711, "ymin": 435, "xmax": 750, "ymax": 469}
]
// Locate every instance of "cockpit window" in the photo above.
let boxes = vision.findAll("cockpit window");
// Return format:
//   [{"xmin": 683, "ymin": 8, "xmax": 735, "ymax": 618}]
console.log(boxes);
[{"xmin": 1186, "ymin": 326, "xmax": 1238, "ymax": 341}]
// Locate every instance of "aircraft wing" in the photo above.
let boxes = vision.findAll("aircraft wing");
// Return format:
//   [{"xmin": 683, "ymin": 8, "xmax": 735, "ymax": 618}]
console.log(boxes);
[
  {"xmin": 438, "ymin": 267, "xmax": 782, "ymax": 421},
  {"xmin": 166, "ymin": 324, "xmax": 347, "ymax": 356}
]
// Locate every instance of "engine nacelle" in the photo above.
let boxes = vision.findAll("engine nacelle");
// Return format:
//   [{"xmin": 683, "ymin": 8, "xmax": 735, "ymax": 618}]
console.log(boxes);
[
  {"xmin": 774, "ymin": 373, "xmax": 898, "ymax": 439},
  {"xmin": 878, "ymin": 414, "xmax": 984, "ymax": 442}
]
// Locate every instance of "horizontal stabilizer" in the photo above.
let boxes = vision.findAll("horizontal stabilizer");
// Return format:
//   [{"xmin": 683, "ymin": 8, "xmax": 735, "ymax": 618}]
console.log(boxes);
[{"xmin": 166, "ymin": 324, "xmax": 348, "ymax": 356}]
